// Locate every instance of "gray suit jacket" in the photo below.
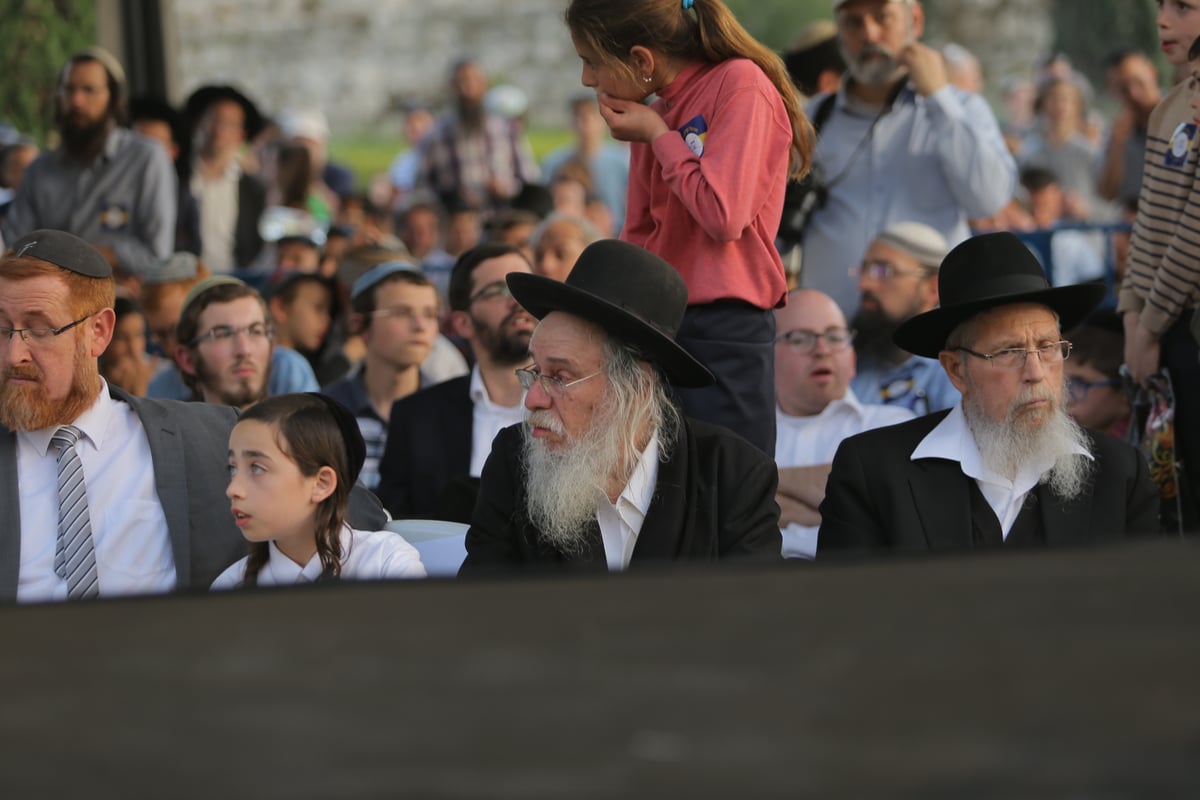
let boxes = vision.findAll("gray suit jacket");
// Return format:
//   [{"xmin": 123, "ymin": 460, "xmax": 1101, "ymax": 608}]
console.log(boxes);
[{"xmin": 0, "ymin": 385, "xmax": 387, "ymax": 601}]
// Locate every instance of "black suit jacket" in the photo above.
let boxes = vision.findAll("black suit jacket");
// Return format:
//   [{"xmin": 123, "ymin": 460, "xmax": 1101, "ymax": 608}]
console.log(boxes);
[
  {"xmin": 376, "ymin": 376, "xmax": 474, "ymax": 522},
  {"xmin": 0, "ymin": 386, "xmax": 387, "ymax": 601},
  {"xmin": 233, "ymin": 172, "xmax": 266, "ymax": 269},
  {"xmin": 817, "ymin": 410, "xmax": 1160, "ymax": 555},
  {"xmin": 459, "ymin": 417, "xmax": 782, "ymax": 574}
]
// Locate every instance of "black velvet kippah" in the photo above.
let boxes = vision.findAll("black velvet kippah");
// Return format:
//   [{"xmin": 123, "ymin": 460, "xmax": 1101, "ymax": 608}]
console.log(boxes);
[
  {"xmin": 8, "ymin": 229, "xmax": 112, "ymax": 278},
  {"xmin": 306, "ymin": 393, "xmax": 367, "ymax": 486}
]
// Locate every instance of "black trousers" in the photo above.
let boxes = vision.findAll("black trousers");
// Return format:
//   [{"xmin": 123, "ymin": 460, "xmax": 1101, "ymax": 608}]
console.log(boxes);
[{"xmin": 673, "ymin": 302, "xmax": 776, "ymax": 458}]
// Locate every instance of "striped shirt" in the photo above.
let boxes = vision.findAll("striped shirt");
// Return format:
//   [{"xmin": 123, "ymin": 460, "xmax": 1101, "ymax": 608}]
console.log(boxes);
[
  {"xmin": 1118, "ymin": 82, "xmax": 1200, "ymax": 335},
  {"xmin": 416, "ymin": 112, "xmax": 540, "ymax": 214}
]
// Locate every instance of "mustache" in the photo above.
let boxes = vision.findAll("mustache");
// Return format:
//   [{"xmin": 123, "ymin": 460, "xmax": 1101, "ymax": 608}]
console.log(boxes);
[
  {"xmin": 4, "ymin": 366, "xmax": 41, "ymax": 382},
  {"xmin": 526, "ymin": 410, "xmax": 565, "ymax": 436},
  {"xmin": 858, "ymin": 43, "xmax": 895, "ymax": 61}
]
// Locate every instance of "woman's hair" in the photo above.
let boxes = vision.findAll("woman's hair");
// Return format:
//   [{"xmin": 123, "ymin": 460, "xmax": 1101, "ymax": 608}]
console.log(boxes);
[
  {"xmin": 1189, "ymin": 35, "xmax": 1200, "ymax": 62},
  {"xmin": 276, "ymin": 142, "xmax": 316, "ymax": 209},
  {"xmin": 238, "ymin": 394, "xmax": 357, "ymax": 586},
  {"xmin": 565, "ymin": 0, "xmax": 813, "ymax": 179}
]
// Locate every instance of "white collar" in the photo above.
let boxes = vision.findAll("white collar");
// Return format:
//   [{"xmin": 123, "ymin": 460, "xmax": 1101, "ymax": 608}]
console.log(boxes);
[
  {"xmin": 264, "ymin": 524, "xmax": 354, "ymax": 584},
  {"xmin": 468, "ymin": 363, "xmax": 523, "ymax": 411},
  {"xmin": 912, "ymin": 403, "xmax": 1092, "ymax": 490},
  {"xmin": 777, "ymin": 387, "xmax": 865, "ymax": 425},
  {"xmin": 611, "ymin": 429, "xmax": 660, "ymax": 519},
  {"xmin": 20, "ymin": 380, "xmax": 114, "ymax": 458}
]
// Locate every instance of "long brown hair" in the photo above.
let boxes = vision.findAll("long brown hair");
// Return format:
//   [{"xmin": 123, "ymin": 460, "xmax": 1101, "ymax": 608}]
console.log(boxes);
[
  {"xmin": 565, "ymin": 0, "xmax": 813, "ymax": 179},
  {"xmin": 239, "ymin": 394, "xmax": 354, "ymax": 586}
]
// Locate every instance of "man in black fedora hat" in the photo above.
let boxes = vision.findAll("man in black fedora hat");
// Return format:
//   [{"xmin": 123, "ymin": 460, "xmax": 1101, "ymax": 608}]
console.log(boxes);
[
  {"xmin": 459, "ymin": 239, "xmax": 782, "ymax": 573},
  {"xmin": 183, "ymin": 84, "xmax": 267, "ymax": 274},
  {"xmin": 818, "ymin": 231, "xmax": 1159, "ymax": 555}
]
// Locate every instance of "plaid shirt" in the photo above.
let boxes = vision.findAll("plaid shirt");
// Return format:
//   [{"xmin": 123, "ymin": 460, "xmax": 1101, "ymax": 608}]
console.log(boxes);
[{"xmin": 416, "ymin": 112, "xmax": 540, "ymax": 213}]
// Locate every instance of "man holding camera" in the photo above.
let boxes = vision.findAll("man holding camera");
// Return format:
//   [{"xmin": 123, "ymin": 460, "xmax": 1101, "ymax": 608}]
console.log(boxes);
[{"xmin": 797, "ymin": 0, "xmax": 1015, "ymax": 316}]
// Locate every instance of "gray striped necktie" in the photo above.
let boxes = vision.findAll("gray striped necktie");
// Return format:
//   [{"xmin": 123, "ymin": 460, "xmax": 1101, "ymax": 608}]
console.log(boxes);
[{"xmin": 51, "ymin": 426, "xmax": 99, "ymax": 599}]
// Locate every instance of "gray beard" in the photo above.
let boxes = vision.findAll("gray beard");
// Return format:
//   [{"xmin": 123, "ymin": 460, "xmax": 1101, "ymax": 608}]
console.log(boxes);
[
  {"xmin": 521, "ymin": 402, "xmax": 644, "ymax": 557},
  {"xmin": 963, "ymin": 383, "xmax": 1095, "ymax": 502}
]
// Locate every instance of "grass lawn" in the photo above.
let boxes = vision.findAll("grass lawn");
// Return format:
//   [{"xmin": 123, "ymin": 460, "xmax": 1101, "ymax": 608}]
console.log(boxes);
[{"xmin": 330, "ymin": 128, "xmax": 575, "ymax": 192}]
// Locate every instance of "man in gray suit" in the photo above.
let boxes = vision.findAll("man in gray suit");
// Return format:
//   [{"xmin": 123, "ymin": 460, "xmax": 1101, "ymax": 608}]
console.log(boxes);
[{"xmin": 0, "ymin": 229, "xmax": 381, "ymax": 603}]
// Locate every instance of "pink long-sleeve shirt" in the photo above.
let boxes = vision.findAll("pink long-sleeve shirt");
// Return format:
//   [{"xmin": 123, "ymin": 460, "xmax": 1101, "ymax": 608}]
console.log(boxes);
[{"xmin": 621, "ymin": 58, "xmax": 791, "ymax": 310}]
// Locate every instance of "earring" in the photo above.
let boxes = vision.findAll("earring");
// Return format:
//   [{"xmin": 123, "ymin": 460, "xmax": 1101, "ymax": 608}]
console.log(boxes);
[{"xmin": 643, "ymin": 75, "xmax": 653, "ymax": 83}]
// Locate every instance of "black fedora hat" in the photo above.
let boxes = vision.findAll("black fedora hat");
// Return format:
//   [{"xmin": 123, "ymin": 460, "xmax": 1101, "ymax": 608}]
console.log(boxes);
[
  {"xmin": 506, "ymin": 240, "xmax": 714, "ymax": 388},
  {"xmin": 184, "ymin": 84, "xmax": 264, "ymax": 140},
  {"xmin": 893, "ymin": 231, "xmax": 1107, "ymax": 359}
]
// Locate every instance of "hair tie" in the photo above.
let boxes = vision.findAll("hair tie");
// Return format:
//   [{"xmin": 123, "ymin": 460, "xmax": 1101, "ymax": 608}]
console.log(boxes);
[{"xmin": 682, "ymin": 0, "xmax": 694, "ymax": 8}]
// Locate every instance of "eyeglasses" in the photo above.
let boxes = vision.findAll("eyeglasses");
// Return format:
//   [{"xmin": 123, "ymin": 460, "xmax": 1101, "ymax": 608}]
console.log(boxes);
[
  {"xmin": 774, "ymin": 327, "xmax": 855, "ymax": 353},
  {"xmin": 849, "ymin": 259, "xmax": 932, "ymax": 281},
  {"xmin": 956, "ymin": 340, "xmax": 1072, "ymax": 369},
  {"xmin": 468, "ymin": 281, "xmax": 513, "ymax": 304},
  {"xmin": 515, "ymin": 367, "xmax": 603, "ymax": 398},
  {"xmin": 1067, "ymin": 376, "xmax": 1120, "ymax": 402},
  {"xmin": 364, "ymin": 306, "xmax": 439, "ymax": 324},
  {"xmin": 0, "ymin": 313, "xmax": 94, "ymax": 346},
  {"xmin": 190, "ymin": 322, "xmax": 274, "ymax": 347}
]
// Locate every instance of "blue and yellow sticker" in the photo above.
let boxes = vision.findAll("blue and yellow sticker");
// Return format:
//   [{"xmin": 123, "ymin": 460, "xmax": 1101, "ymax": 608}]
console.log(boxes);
[
  {"xmin": 678, "ymin": 114, "xmax": 708, "ymax": 157},
  {"xmin": 1164, "ymin": 121, "xmax": 1196, "ymax": 169}
]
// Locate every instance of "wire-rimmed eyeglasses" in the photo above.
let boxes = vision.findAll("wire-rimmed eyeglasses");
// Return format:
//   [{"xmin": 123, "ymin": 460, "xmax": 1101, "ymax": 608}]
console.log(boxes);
[
  {"xmin": 515, "ymin": 367, "xmax": 603, "ymax": 398},
  {"xmin": 0, "ymin": 313, "xmax": 95, "ymax": 347},
  {"xmin": 955, "ymin": 340, "xmax": 1072, "ymax": 369},
  {"xmin": 774, "ymin": 327, "xmax": 855, "ymax": 354}
]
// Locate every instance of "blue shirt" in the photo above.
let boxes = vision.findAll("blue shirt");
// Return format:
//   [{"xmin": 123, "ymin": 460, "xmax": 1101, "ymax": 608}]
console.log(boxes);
[
  {"xmin": 146, "ymin": 346, "xmax": 319, "ymax": 401},
  {"xmin": 2, "ymin": 127, "xmax": 176, "ymax": 278},
  {"xmin": 850, "ymin": 354, "xmax": 960, "ymax": 416},
  {"xmin": 542, "ymin": 142, "xmax": 630, "ymax": 234},
  {"xmin": 800, "ymin": 84, "xmax": 1016, "ymax": 315}
]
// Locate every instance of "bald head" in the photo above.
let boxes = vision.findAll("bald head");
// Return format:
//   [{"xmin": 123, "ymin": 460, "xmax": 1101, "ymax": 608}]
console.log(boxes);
[{"xmin": 775, "ymin": 290, "xmax": 856, "ymax": 417}]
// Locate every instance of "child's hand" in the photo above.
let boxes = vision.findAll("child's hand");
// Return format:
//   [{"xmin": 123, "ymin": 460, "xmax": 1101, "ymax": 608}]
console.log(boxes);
[{"xmin": 596, "ymin": 91, "xmax": 670, "ymax": 144}]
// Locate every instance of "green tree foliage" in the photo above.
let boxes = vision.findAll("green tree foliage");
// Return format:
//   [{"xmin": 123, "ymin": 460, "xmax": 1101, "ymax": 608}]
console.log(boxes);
[
  {"xmin": 1051, "ymin": 0, "xmax": 1160, "ymax": 90},
  {"xmin": 722, "ymin": 0, "xmax": 829, "ymax": 52},
  {"xmin": 0, "ymin": 0, "xmax": 97, "ymax": 144}
]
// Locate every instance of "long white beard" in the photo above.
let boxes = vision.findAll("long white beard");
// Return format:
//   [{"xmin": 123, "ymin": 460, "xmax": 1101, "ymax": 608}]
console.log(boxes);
[
  {"xmin": 521, "ymin": 408, "xmax": 625, "ymax": 556},
  {"xmin": 965, "ymin": 382, "xmax": 1095, "ymax": 501}
]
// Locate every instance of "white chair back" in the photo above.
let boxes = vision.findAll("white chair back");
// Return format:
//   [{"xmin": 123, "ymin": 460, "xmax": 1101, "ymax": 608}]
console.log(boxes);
[{"xmin": 385, "ymin": 519, "xmax": 468, "ymax": 577}]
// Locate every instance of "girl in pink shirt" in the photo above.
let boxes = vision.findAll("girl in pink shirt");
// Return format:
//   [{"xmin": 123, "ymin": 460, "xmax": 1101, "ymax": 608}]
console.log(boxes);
[{"xmin": 566, "ymin": 0, "xmax": 812, "ymax": 455}]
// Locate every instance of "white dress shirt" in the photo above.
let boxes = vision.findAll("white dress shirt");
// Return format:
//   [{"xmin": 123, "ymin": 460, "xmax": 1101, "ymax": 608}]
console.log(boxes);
[
  {"xmin": 210, "ymin": 525, "xmax": 427, "ymax": 589},
  {"xmin": 468, "ymin": 365, "xmax": 526, "ymax": 478},
  {"xmin": 17, "ymin": 382, "xmax": 174, "ymax": 603},
  {"xmin": 776, "ymin": 389, "xmax": 913, "ymax": 559},
  {"xmin": 911, "ymin": 403, "xmax": 1093, "ymax": 538},
  {"xmin": 191, "ymin": 158, "xmax": 241, "ymax": 274},
  {"xmin": 595, "ymin": 431, "xmax": 660, "ymax": 572}
]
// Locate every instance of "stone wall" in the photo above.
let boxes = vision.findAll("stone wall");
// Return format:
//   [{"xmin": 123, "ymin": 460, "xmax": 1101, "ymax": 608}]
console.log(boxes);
[
  {"xmin": 168, "ymin": 0, "xmax": 581, "ymax": 133},
  {"xmin": 167, "ymin": 0, "xmax": 1056, "ymax": 135}
]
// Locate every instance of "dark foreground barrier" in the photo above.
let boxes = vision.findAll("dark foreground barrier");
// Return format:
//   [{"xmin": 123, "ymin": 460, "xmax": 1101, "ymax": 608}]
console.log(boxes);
[{"xmin": 1, "ymin": 539, "xmax": 1197, "ymax": 798}]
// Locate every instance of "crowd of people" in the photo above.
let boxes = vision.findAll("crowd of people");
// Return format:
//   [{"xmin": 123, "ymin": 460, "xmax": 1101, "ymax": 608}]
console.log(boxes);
[{"xmin": 0, "ymin": 0, "xmax": 1193, "ymax": 603}]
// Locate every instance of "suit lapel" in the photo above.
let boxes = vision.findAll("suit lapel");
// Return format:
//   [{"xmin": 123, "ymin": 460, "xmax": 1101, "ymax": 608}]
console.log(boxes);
[
  {"xmin": 1037, "ymin": 483, "xmax": 1091, "ymax": 546},
  {"xmin": 0, "ymin": 428, "xmax": 21, "ymax": 602},
  {"xmin": 630, "ymin": 428, "xmax": 689, "ymax": 563},
  {"xmin": 908, "ymin": 459, "xmax": 974, "ymax": 551},
  {"xmin": 119, "ymin": 390, "xmax": 192, "ymax": 582}
]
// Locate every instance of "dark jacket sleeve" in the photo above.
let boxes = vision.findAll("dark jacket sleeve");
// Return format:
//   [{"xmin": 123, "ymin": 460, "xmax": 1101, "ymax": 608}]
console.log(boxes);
[
  {"xmin": 817, "ymin": 434, "xmax": 891, "ymax": 553},
  {"xmin": 1114, "ymin": 435, "xmax": 1162, "ymax": 535},
  {"xmin": 715, "ymin": 433, "xmax": 783, "ymax": 561},
  {"xmin": 459, "ymin": 424, "xmax": 525, "ymax": 574}
]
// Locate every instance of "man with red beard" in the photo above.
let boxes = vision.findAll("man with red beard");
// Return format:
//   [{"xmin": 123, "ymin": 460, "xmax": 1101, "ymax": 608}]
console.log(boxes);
[
  {"xmin": 0, "ymin": 232, "xmax": 389, "ymax": 603},
  {"xmin": 0, "ymin": 49, "xmax": 175, "ymax": 283},
  {"xmin": 459, "ymin": 240, "xmax": 781, "ymax": 573},
  {"xmin": 174, "ymin": 277, "xmax": 274, "ymax": 410},
  {"xmin": 0, "ymin": 230, "xmax": 243, "ymax": 601},
  {"xmin": 378, "ymin": 243, "xmax": 536, "ymax": 521},
  {"xmin": 818, "ymin": 232, "xmax": 1159, "ymax": 556}
]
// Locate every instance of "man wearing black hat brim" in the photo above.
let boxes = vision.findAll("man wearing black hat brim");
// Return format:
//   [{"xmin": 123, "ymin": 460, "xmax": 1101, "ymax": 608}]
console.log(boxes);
[
  {"xmin": 184, "ymin": 84, "xmax": 268, "ymax": 274},
  {"xmin": 459, "ymin": 239, "xmax": 782, "ymax": 574},
  {"xmin": 818, "ymin": 231, "xmax": 1159, "ymax": 556},
  {"xmin": 0, "ymin": 229, "xmax": 386, "ymax": 602},
  {"xmin": 0, "ymin": 49, "xmax": 176, "ymax": 280}
]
